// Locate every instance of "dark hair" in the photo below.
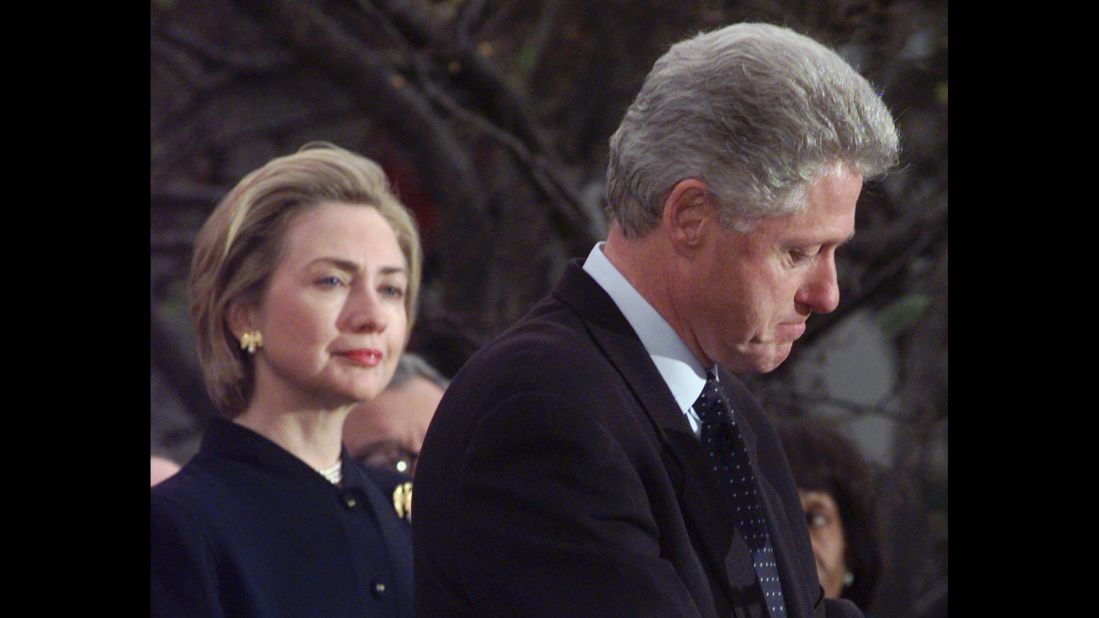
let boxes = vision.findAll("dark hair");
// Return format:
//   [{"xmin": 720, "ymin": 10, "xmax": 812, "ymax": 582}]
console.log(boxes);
[{"xmin": 777, "ymin": 420, "xmax": 882, "ymax": 609}]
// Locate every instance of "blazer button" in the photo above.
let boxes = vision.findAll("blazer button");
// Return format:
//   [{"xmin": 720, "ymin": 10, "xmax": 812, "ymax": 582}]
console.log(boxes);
[
  {"xmin": 342, "ymin": 493, "xmax": 358, "ymax": 509},
  {"xmin": 371, "ymin": 577, "xmax": 388, "ymax": 597}
]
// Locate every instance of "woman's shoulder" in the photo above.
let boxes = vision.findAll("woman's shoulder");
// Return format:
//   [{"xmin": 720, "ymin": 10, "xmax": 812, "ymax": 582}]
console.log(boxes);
[
  {"xmin": 150, "ymin": 447, "xmax": 271, "ymax": 533},
  {"xmin": 151, "ymin": 456, "xmax": 229, "ymax": 523}
]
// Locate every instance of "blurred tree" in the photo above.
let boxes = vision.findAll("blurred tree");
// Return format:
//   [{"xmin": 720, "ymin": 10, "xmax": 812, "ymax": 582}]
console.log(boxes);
[{"xmin": 151, "ymin": 1, "xmax": 946, "ymax": 615}]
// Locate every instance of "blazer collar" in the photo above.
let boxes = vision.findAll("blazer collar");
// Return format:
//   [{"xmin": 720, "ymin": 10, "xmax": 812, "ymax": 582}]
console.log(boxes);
[
  {"xmin": 201, "ymin": 419, "xmax": 338, "ymax": 489},
  {"xmin": 553, "ymin": 261, "xmax": 748, "ymax": 609},
  {"xmin": 553, "ymin": 260, "xmax": 694, "ymax": 438},
  {"xmin": 554, "ymin": 260, "xmax": 815, "ymax": 614},
  {"xmin": 202, "ymin": 420, "xmax": 415, "ymax": 616}
]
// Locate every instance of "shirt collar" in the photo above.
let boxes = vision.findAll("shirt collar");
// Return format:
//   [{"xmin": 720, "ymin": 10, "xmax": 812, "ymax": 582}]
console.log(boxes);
[{"xmin": 582, "ymin": 242, "xmax": 708, "ymax": 424}]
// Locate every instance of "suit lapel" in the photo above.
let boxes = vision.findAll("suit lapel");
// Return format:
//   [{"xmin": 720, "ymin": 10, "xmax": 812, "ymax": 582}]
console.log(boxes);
[{"xmin": 553, "ymin": 261, "xmax": 755, "ymax": 611}]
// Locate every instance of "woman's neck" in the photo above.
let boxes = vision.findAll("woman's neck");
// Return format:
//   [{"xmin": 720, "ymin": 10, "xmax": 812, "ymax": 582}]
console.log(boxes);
[{"xmin": 234, "ymin": 393, "xmax": 353, "ymax": 472}]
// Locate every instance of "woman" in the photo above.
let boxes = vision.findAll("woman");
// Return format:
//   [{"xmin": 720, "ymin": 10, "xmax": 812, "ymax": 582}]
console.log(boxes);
[
  {"xmin": 151, "ymin": 143, "xmax": 422, "ymax": 617},
  {"xmin": 776, "ymin": 420, "xmax": 883, "ymax": 612}
]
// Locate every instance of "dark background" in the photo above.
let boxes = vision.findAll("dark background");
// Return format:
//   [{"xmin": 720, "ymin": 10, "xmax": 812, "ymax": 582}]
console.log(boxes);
[{"xmin": 150, "ymin": 1, "xmax": 947, "ymax": 615}]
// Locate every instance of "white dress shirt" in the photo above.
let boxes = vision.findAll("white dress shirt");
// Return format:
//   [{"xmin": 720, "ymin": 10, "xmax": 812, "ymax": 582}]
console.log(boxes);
[{"xmin": 582, "ymin": 242, "xmax": 711, "ymax": 436}]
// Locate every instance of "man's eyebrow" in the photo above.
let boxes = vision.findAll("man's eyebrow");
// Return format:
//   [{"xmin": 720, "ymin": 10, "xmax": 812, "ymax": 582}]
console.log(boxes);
[{"xmin": 789, "ymin": 228, "xmax": 856, "ymax": 248}]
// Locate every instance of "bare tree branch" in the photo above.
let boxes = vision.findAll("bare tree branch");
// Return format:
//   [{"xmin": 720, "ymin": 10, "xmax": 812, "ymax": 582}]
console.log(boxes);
[
  {"xmin": 152, "ymin": 98, "xmax": 361, "ymax": 182},
  {"xmin": 229, "ymin": 0, "xmax": 495, "ymax": 310},
  {"xmin": 364, "ymin": 0, "xmax": 604, "ymax": 241},
  {"xmin": 155, "ymin": 21, "xmax": 298, "ymax": 73}
]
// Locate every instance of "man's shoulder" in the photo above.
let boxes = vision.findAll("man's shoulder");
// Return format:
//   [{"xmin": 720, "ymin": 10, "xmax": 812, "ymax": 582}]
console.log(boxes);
[
  {"xmin": 430, "ymin": 289, "xmax": 632, "ymax": 442},
  {"xmin": 460, "ymin": 293, "xmax": 614, "ymax": 388},
  {"xmin": 425, "ymin": 263, "xmax": 649, "ymax": 452}
]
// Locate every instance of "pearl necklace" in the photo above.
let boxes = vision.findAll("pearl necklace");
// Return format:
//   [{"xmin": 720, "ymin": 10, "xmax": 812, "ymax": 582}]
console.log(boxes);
[{"xmin": 318, "ymin": 460, "xmax": 342, "ymax": 485}]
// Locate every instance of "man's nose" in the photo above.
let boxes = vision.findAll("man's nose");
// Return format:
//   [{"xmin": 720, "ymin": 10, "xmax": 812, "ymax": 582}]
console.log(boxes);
[{"xmin": 796, "ymin": 255, "xmax": 840, "ymax": 315}]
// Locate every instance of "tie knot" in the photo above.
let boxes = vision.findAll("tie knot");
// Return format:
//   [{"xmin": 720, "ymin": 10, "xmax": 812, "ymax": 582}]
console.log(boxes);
[{"xmin": 694, "ymin": 372, "xmax": 728, "ymax": 426}]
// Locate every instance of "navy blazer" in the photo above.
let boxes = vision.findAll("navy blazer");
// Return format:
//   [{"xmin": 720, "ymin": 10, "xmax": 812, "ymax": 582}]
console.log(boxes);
[
  {"xmin": 413, "ymin": 260, "xmax": 862, "ymax": 617},
  {"xmin": 151, "ymin": 419, "xmax": 414, "ymax": 617}
]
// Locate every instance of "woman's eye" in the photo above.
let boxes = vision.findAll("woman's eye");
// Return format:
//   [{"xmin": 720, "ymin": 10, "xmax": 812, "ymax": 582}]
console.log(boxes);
[
  {"xmin": 381, "ymin": 285, "xmax": 405, "ymax": 299},
  {"xmin": 317, "ymin": 276, "xmax": 345, "ymax": 287}
]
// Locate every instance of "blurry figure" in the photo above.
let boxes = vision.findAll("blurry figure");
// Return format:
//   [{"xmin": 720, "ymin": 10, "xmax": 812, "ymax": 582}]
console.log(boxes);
[
  {"xmin": 150, "ymin": 455, "xmax": 181, "ymax": 487},
  {"xmin": 343, "ymin": 353, "xmax": 448, "ymax": 476},
  {"xmin": 777, "ymin": 420, "xmax": 883, "ymax": 611}
]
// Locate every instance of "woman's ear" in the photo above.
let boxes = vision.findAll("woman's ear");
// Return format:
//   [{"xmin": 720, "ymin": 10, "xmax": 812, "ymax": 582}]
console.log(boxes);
[{"xmin": 226, "ymin": 300, "xmax": 257, "ymax": 341}]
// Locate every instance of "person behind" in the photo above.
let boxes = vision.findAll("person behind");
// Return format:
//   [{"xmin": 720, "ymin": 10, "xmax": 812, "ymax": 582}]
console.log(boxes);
[
  {"xmin": 343, "ymin": 352, "xmax": 448, "ymax": 476},
  {"xmin": 150, "ymin": 455, "xmax": 181, "ymax": 487},
  {"xmin": 413, "ymin": 22, "xmax": 898, "ymax": 618},
  {"xmin": 151, "ymin": 143, "xmax": 422, "ymax": 617},
  {"xmin": 776, "ymin": 421, "xmax": 882, "ymax": 612}
]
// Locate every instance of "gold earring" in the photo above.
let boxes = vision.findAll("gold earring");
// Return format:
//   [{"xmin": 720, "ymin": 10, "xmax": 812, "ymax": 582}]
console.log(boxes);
[{"xmin": 240, "ymin": 330, "xmax": 263, "ymax": 354}]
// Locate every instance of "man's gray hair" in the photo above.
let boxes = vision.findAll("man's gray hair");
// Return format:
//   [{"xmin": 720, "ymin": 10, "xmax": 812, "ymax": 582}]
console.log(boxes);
[
  {"xmin": 388, "ymin": 353, "xmax": 450, "ymax": 391},
  {"xmin": 606, "ymin": 22, "xmax": 899, "ymax": 236}
]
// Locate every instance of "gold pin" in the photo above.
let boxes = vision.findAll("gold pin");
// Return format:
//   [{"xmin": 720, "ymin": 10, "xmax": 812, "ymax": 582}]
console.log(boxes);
[{"xmin": 393, "ymin": 482, "xmax": 413, "ymax": 522}]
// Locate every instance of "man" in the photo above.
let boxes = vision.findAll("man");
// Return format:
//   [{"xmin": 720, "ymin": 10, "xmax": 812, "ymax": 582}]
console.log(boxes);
[
  {"xmin": 414, "ymin": 22, "xmax": 898, "ymax": 618},
  {"xmin": 343, "ymin": 353, "xmax": 448, "ymax": 476}
]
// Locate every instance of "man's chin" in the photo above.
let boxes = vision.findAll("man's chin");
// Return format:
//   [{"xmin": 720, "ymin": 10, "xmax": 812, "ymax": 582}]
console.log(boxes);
[{"xmin": 723, "ymin": 343, "xmax": 792, "ymax": 374}]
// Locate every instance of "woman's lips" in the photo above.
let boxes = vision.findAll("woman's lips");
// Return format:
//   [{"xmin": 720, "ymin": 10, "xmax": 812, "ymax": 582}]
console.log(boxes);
[{"xmin": 339, "ymin": 349, "xmax": 383, "ymax": 367}]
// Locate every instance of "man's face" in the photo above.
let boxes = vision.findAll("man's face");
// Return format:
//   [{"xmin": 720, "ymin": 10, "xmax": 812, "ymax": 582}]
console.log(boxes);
[
  {"xmin": 676, "ymin": 166, "xmax": 863, "ymax": 373},
  {"xmin": 342, "ymin": 375, "xmax": 445, "ymax": 476}
]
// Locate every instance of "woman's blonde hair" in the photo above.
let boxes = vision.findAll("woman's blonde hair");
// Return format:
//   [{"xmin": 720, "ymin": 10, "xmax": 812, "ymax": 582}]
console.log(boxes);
[{"xmin": 189, "ymin": 142, "xmax": 423, "ymax": 416}]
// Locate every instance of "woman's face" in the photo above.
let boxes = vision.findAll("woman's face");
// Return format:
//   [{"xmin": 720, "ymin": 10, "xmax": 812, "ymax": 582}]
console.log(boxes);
[
  {"xmin": 799, "ymin": 490, "xmax": 848, "ymax": 599},
  {"xmin": 242, "ymin": 203, "xmax": 409, "ymax": 410}
]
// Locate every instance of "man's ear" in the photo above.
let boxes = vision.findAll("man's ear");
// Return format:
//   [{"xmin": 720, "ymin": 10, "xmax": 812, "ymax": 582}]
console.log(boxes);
[
  {"xmin": 660, "ymin": 178, "xmax": 718, "ymax": 254},
  {"xmin": 226, "ymin": 300, "xmax": 257, "ymax": 341}
]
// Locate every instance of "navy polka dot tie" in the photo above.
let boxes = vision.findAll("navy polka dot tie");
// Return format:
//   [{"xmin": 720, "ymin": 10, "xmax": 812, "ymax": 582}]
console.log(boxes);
[{"xmin": 695, "ymin": 371, "xmax": 787, "ymax": 618}]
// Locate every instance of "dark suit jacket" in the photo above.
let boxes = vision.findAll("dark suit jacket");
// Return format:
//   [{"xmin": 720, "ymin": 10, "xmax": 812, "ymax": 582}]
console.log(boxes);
[
  {"xmin": 151, "ymin": 419, "xmax": 414, "ymax": 618},
  {"xmin": 413, "ymin": 261, "xmax": 862, "ymax": 618}
]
